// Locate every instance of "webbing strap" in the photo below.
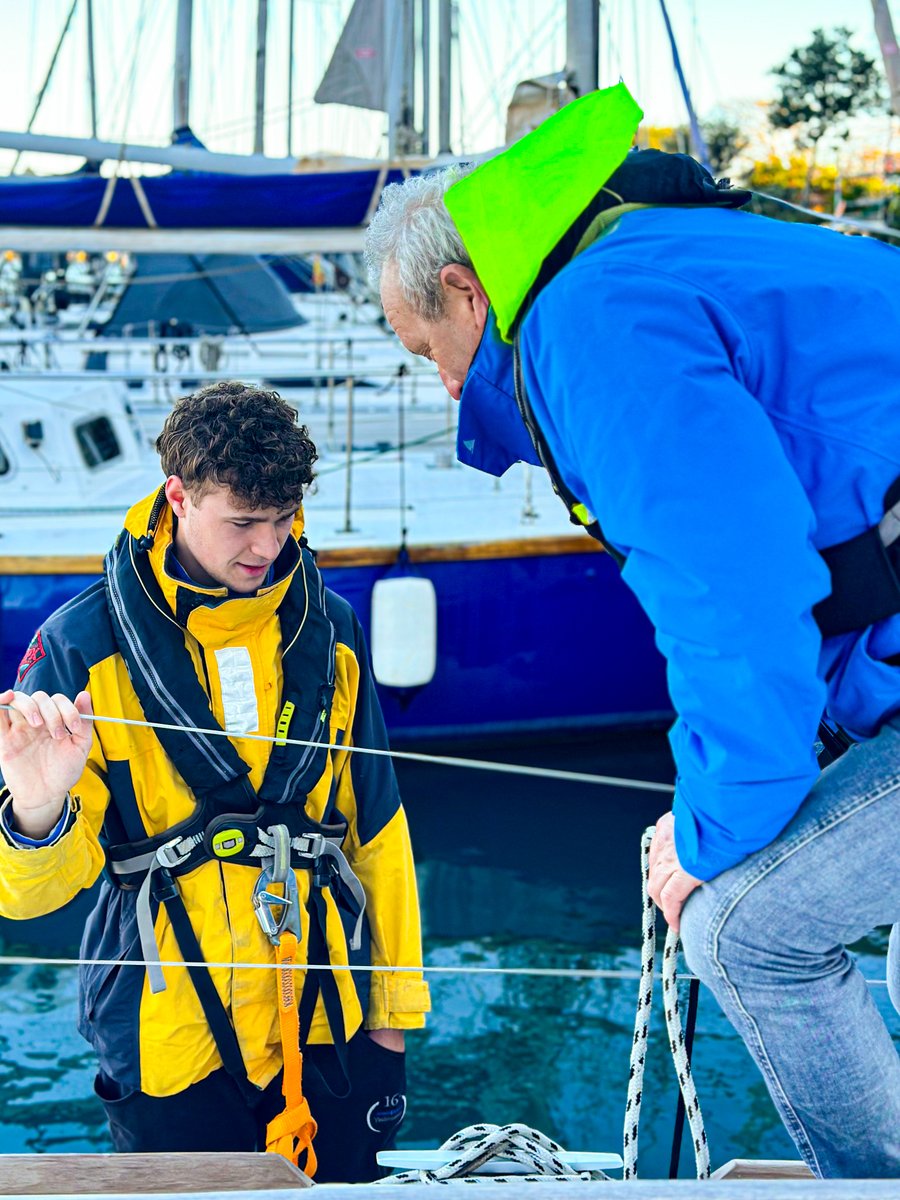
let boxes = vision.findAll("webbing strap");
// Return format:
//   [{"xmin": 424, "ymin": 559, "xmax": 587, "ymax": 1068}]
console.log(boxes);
[
  {"xmin": 299, "ymin": 887, "xmax": 351, "ymax": 1099},
  {"xmin": 815, "ymin": 523, "xmax": 900, "ymax": 638},
  {"xmin": 155, "ymin": 870, "xmax": 260, "ymax": 1109},
  {"xmin": 320, "ymin": 842, "xmax": 367, "ymax": 951},
  {"xmin": 134, "ymin": 837, "xmax": 202, "ymax": 994},
  {"xmin": 265, "ymin": 931, "xmax": 318, "ymax": 1176}
]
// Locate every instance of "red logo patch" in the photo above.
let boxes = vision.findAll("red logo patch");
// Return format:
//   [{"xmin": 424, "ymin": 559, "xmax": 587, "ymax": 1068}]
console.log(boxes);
[{"xmin": 17, "ymin": 631, "xmax": 46, "ymax": 683}]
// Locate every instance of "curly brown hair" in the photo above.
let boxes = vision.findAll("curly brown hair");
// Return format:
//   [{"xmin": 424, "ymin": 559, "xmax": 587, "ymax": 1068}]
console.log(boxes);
[{"xmin": 156, "ymin": 382, "xmax": 317, "ymax": 510}]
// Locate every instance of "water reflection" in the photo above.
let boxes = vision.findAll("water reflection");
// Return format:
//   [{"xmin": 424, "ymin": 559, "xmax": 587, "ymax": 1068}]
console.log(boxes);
[{"xmin": 0, "ymin": 729, "xmax": 895, "ymax": 1176}]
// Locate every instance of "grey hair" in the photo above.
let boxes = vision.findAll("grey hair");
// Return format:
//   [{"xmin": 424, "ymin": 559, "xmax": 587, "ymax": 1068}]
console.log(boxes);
[{"xmin": 364, "ymin": 164, "xmax": 477, "ymax": 321}]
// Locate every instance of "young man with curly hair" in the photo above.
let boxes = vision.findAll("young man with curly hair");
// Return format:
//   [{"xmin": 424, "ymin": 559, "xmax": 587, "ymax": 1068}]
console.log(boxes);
[{"xmin": 0, "ymin": 382, "xmax": 429, "ymax": 1182}]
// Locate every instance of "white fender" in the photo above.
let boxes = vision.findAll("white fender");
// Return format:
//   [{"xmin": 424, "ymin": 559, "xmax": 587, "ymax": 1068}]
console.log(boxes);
[{"xmin": 370, "ymin": 576, "xmax": 437, "ymax": 688}]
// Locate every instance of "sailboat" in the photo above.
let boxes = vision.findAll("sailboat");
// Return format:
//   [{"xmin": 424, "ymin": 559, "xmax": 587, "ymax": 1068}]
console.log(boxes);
[{"xmin": 0, "ymin": 0, "xmax": 672, "ymax": 742}]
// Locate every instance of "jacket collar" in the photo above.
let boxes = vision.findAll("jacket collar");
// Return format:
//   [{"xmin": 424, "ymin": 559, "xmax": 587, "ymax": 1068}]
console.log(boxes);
[
  {"xmin": 123, "ymin": 489, "xmax": 304, "ymax": 640},
  {"xmin": 456, "ymin": 312, "xmax": 542, "ymax": 477},
  {"xmin": 445, "ymin": 82, "xmax": 642, "ymax": 342}
]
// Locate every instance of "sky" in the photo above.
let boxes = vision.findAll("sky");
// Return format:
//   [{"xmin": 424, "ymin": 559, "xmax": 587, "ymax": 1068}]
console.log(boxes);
[{"xmin": 0, "ymin": 0, "xmax": 895, "ymax": 175}]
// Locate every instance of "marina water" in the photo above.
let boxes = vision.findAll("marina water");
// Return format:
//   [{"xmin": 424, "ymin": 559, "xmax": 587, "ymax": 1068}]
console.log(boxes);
[{"xmin": 0, "ymin": 730, "xmax": 895, "ymax": 1177}]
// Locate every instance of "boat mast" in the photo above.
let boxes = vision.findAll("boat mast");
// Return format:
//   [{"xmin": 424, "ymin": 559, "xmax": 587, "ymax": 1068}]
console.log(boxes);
[
  {"xmin": 565, "ymin": 0, "xmax": 599, "ymax": 95},
  {"xmin": 420, "ymin": 0, "xmax": 430, "ymax": 156},
  {"xmin": 173, "ymin": 0, "xmax": 192, "ymax": 132},
  {"xmin": 254, "ymin": 0, "xmax": 268, "ymax": 154},
  {"xmin": 86, "ymin": 0, "xmax": 98, "ymax": 138},
  {"xmin": 386, "ymin": 0, "xmax": 409, "ymax": 156},
  {"xmin": 287, "ymin": 0, "xmax": 296, "ymax": 155},
  {"xmin": 872, "ymin": 0, "xmax": 900, "ymax": 117},
  {"xmin": 437, "ymin": 0, "xmax": 452, "ymax": 153}
]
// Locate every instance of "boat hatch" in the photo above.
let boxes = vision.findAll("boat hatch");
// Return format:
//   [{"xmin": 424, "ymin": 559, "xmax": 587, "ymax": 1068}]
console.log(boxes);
[{"xmin": 74, "ymin": 414, "xmax": 122, "ymax": 468}]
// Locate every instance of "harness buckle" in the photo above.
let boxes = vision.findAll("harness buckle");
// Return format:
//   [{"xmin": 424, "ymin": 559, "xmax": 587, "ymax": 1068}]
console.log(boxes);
[
  {"xmin": 293, "ymin": 832, "xmax": 326, "ymax": 859},
  {"xmin": 155, "ymin": 836, "xmax": 193, "ymax": 871}
]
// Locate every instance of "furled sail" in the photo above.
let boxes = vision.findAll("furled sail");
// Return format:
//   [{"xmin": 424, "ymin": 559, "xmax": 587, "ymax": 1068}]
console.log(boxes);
[
  {"xmin": 314, "ymin": 0, "xmax": 390, "ymax": 112},
  {"xmin": 872, "ymin": 0, "xmax": 900, "ymax": 117}
]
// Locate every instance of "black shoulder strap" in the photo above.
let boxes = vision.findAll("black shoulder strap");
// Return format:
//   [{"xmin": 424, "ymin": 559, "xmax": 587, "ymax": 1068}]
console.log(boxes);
[
  {"xmin": 104, "ymin": 528, "xmax": 254, "ymax": 807},
  {"xmin": 512, "ymin": 332, "xmax": 625, "ymax": 568}
]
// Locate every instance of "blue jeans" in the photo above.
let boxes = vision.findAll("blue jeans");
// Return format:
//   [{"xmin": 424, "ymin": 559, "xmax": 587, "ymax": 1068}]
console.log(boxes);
[{"xmin": 680, "ymin": 718, "xmax": 900, "ymax": 1178}]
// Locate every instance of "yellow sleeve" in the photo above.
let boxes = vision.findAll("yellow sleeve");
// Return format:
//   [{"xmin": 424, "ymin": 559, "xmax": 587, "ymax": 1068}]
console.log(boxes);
[
  {"xmin": 0, "ymin": 733, "xmax": 110, "ymax": 919},
  {"xmin": 350, "ymin": 806, "xmax": 431, "ymax": 1030},
  {"xmin": 333, "ymin": 627, "xmax": 430, "ymax": 1030}
]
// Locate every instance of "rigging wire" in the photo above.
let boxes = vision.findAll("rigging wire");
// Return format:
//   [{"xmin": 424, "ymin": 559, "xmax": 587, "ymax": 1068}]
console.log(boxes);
[
  {"xmin": 0, "ymin": 951, "xmax": 888, "ymax": 986},
  {"xmin": 10, "ymin": 0, "xmax": 80, "ymax": 176},
  {"xmin": 632, "ymin": 0, "xmax": 642, "ymax": 99},
  {"xmin": 465, "ymin": 14, "xmax": 567, "ymax": 146},
  {"xmin": 397, "ymin": 364, "xmax": 409, "ymax": 548},
  {"xmin": 0, "ymin": 955, "xmax": 648, "ymax": 980}
]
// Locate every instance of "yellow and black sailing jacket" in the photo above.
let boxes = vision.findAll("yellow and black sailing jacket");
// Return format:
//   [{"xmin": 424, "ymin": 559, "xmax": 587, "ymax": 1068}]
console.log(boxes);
[{"xmin": 0, "ymin": 490, "xmax": 429, "ymax": 1097}]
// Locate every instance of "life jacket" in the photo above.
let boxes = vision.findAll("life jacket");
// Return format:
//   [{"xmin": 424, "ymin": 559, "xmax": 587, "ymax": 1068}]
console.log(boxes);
[
  {"xmin": 506, "ymin": 149, "xmax": 900, "ymax": 643},
  {"xmin": 100, "ymin": 485, "xmax": 364, "ymax": 1150}
]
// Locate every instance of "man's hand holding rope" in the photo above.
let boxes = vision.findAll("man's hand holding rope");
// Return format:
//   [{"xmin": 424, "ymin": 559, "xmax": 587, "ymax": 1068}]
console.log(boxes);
[
  {"xmin": 0, "ymin": 688, "xmax": 93, "ymax": 840},
  {"xmin": 647, "ymin": 811, "xmax": 702, "ymax": 931}
]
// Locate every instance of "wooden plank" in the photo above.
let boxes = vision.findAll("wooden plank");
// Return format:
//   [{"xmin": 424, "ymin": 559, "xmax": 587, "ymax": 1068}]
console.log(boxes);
[
  {"xmin": 0, "ymin": 1171, "xmax": 894, "ymax": 1198},
  {"xmin": 0, "ymin": 1153, "xmax": 311, "ymax": 1195},
  {"xmin": 0, "ymin": 536, "xmax": 605, "ymax": 577},
  {"xmin": 712, "ymin": 1158, "xmax": 816, "ymax": 1180}
]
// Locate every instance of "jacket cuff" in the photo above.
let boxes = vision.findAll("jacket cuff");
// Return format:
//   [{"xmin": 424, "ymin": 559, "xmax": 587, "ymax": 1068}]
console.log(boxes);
[
  {"xmin": 366, "ymin": 973, "xmax": 431, "ymax": 1030},
  {"xmin": 0, "ymin": 790, "xmax": 77, "ymax": 850}
]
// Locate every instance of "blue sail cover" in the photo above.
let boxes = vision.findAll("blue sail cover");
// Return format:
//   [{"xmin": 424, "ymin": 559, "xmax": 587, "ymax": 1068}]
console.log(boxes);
[
  {"xmin": 100, "ymin": 253, "xmax": 305, "ymax": 337},
  {"xmin": 0, "ymin": 167, "xmax": 409, "ymax": 229}
]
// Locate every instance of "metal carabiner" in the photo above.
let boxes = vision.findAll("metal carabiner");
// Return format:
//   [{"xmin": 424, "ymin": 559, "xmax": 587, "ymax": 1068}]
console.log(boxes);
[{"xmin": 252, "ymin": 825, "xmax": 301, "ymax": 944}]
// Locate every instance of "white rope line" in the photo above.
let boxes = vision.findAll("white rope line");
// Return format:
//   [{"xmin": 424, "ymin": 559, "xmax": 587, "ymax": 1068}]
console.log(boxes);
[
  {"xmin": 0, "ymin": 954, "xmax": 642, "ymax": 980},
  {"xmin": 0, "ymin": 952, "xmax": 888, "ymax": 985},
  {"xmin": 623, "ymin": 828, "xmax": 709, "ymax": 1180},
  {"xmin": 375, "ymin": 1122, "xmax": 614, "ymax": 1185},
  {"xmin": 0, "ymin": 705, "xmax": 676, "ymax": 794},
  {"xmin": 661, "ymin": 920, "xmax": 710, "ymax": 1180}
]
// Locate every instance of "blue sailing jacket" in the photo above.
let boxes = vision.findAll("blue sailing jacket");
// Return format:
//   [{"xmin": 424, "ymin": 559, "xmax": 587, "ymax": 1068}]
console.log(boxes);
[{"xmin": 458, "ymin": 206, "xmax": 900, "ymax": 880}]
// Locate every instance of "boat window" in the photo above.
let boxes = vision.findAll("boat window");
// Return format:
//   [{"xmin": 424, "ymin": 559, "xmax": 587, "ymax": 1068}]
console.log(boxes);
[
  {"xmin": 75, "ymin": 416, "xmax": 122, "ymax": 468},
  {"xmin": 0, "ymin": 443, "xmax": 8, "ymax": 476}
]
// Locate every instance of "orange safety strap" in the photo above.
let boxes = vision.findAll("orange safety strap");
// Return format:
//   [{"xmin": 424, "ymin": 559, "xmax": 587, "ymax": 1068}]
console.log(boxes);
[{"xmin": 265, "ymin": 931, "xmax": 318, "ymax": 1177}]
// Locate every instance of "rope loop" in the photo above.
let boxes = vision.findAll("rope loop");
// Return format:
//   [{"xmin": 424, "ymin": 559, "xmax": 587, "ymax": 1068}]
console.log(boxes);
[
  {"xmin": 623, "ymin": 828, "xmax": 710, "ymax": 1180},
  {"xmin": 376, "ymin": 1122, "xmax": 614, "ymax": 1184}
]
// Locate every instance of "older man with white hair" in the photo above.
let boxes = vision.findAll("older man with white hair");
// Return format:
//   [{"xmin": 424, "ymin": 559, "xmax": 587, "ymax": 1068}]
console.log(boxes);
[{"xmin": 365, "ymin": 83, "xmax": 900, "ymax": 1178}]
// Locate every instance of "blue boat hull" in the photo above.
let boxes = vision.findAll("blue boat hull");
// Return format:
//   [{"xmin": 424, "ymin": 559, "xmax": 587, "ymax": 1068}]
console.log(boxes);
[{"xmin": 0, "ymin": 551, "xmax": 671, "ymax": 742}]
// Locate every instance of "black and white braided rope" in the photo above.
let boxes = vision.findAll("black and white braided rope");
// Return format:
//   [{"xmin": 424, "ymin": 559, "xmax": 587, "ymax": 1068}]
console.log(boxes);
[
  {"xmin": 375, "ymin": 1122, "xmax": 614, "ymax": 1185},
  {"xmin": 623, "ymin": 827, "xmax": 710, "ymax": 1181}
]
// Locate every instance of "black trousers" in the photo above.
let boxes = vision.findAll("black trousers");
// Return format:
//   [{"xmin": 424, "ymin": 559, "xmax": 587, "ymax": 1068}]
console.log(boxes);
[{"xmin": 95, "ymin": 1030, "xmax": 406, "ymax": 1184}]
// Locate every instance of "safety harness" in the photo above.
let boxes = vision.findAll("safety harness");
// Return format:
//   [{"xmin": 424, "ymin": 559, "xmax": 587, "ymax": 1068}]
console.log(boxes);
[
  {"xmin": 100, "ymin": 489, "xmax": 367, "ymax": 1172},
  {"xmin": 508, "ymin": 149, "xmax": 900, "ymax": 644}
]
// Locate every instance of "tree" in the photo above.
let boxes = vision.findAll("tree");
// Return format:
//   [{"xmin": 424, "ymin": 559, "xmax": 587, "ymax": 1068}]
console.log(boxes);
[
  {"xmin": 701, "ymin": 117, "xmax": 749, "ymax": 178},
  {"xmin": 643, "ymin": 117, "xmax": 748, "ymax": 178},
  {"xmin": 769, "ymin": 26, "xmax": 884, "ymax": 165}
]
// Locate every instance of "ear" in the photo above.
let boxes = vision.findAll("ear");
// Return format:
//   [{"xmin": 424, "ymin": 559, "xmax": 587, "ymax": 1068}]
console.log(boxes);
[
  {"xmin": 164, "ymin": 475, "xmax": 189, "ymax": 518},
  {"xmin": 439, "ymin": 263, "xmax": 490, "ymax": 328}
]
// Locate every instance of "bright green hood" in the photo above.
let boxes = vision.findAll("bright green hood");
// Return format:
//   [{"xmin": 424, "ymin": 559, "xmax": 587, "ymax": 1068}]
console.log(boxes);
[{"xmin": 444, "ymin": 82, "xmax": 643, "ymax": 343}]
